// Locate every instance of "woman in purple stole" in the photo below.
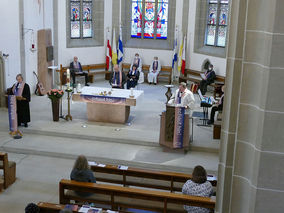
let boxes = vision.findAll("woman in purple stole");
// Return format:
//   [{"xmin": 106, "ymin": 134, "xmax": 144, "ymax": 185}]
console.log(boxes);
[
  {"xmin": 127, "ymin": 65, "xmax": 140, "ymax": 89},
  {"xmin": 11, "ymin": 74, "xmax": 31, "ymax": 127}
]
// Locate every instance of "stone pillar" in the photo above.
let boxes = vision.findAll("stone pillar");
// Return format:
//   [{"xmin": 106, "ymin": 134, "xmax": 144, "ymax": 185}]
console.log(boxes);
[{"xmin": 217, "ymin": 0, "xmax": 284, "ymax": 212}]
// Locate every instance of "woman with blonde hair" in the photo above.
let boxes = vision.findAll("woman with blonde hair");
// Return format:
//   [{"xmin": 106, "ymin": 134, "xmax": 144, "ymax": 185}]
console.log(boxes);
[{"xmin": 70, "ymin": 155, "xmax": 96, "ymax": 183}]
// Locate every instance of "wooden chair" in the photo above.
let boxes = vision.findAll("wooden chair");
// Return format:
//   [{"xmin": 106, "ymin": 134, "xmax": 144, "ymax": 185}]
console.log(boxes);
[
  {"xmin": 0, "ymin": 152, "xmax": 16, "ymax": 189},
  {"xmin": 59, "ymin": 179, "xmax": 215, "ymax": 213}
]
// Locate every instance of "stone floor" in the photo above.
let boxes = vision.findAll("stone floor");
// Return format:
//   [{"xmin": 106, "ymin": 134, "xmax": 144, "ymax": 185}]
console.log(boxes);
[{"xmin": 0, "ymin": 79, "xmax": 220, "ymax": 212}]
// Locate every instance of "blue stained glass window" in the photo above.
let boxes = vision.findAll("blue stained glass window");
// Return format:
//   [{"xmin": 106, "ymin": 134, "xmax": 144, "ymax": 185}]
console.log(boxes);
[{"xmin": 131, "ymin": 1, "xmax": 143, "ymax": 38}]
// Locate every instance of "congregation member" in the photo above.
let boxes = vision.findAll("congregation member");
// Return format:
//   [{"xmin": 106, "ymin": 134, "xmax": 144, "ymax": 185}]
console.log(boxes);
[
  {"xmin": 127, "ymin": 64, "xmax": 140, "ymax": 89},
  {"xmin": 148, "ymin": 56, "xmax": 161, "ymax": 85},
  {"xmin": 25, "ymin": 203, "xmax": 40, "ymax": 213},
  {"xmin": 182, "ymin": 165, "xmax": 213, "ymax": 213},
  {"xmin": 207, "ymin": 85, "xmax": 225, "ymax": 125},
  {"xmin": 199, "ymin": 64, "xmax": 216, "ymax": 95},
  {"xmin": 10, "ymin": 74, "xmax": 31, "ymax": 128},
  {"xmin": 130, "ymin": 53, "xmax": 144, "ymax": 83},
  {"xmin": 70, "ymin": 56, "xmax": 89, "ymax": 87},
  {"xmin": 168, "ymin": 82, "xmax": 195, "ymax": 113},
  {"xmin": 70, "ymin": 155, "xmax": 96, "ymax": 196},
  {"xmin": 109, "ymin": 64, "xmax": 126, "ymax": 89}
]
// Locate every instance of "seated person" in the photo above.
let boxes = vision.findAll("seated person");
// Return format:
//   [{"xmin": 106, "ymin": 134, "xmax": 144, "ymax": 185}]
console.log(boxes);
[
  {"xmin": 199, "ymin": 64, "xmax": 216, "ymax": 95},
  {"xmin": 148, "ymin": 56, "xmax": 161, "ymax": 85},
  {"xmin": 127, "ymin": 65, "xmax": 140, "ymax": 89},
  {"xmin": 182, "ymin": 165, "xmax": 213, "ymax": 213},
  {"xmin": 168, "ymin": 82, "xmax": 195, "ymax": 114},
  {"xmin": 70, "ymin": 56, "xmax": 89, "ymax": 87},
  {"xmin": 25, "ymin": 203, "xmax": 40, "ymax": 213},
  {"xmin": 207, "ymin": 85, "xmax": 225, "ymax": 125},
  {"xmin": 109, "ymin": 64, "xmax": 126, "ymax": 89},
  {"xmin": 131, "ymin": 53, "xmax": 144, "ymax": 83},
  {"xmin": 70, "ymin": 155, "xmax": 96, "ymax": 196}
]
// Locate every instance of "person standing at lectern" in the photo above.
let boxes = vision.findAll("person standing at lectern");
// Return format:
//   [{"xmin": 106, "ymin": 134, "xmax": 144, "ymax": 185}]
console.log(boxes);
[
  {"xmin": 168, "ymin": 82, "xmax": 195, "ymax": 113},
  {"xmin": 70, "ymin": 56, "xmax": 89, "ymax": 87},
  {"xmin": 148, "ymin": 56, "xmax": 161, "ymax": 85},
  {"xmin": 109, "ymin": 64, "xmax": 126, "ymax": 89},
  {"xmin": 11, "ymin": 74, "xmax": 31, "ymax": 127}
]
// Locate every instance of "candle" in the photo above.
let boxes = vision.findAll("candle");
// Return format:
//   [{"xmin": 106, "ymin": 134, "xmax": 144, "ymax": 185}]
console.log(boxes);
[
  {"xmin": 66, "ymin": 69, "xmax": 70, "ymax": 90},
  {"xmin": 130, "ymin": 88, "xmax": 134, "ymax": 96}
]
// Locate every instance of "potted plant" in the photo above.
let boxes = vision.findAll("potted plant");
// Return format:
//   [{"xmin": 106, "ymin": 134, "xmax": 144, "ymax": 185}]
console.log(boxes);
[{"xmin": 47, "ymin": 89, "xmax": 64, "ymax": 121}]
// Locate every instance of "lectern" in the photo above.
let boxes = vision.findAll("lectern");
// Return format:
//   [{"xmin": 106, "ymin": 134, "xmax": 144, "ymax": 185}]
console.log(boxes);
[{"xmin": 159, "ymin": 105, "xmax": 190, "ymax": 150}]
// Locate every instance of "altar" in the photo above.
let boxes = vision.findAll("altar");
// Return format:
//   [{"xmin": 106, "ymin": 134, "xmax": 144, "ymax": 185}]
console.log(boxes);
[{"xmin": 72, "ymin": 87, "xmax": 143, "ymax": 124}]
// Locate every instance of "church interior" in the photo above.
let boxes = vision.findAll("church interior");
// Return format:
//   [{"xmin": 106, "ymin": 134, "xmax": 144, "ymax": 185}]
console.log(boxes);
[{"xmin": 0, "ymin": 0, "xmax": 284, "ymax": 213}]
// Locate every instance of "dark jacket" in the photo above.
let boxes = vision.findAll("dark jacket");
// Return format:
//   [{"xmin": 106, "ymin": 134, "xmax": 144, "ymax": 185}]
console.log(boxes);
[
  {"xmin": 205, "ymin": 70, "xmax": 216, "ymax": 84},
  {"xmin": 70, "ymin": 61, "xmax": 83, "ymax": 73},
  {"xmin": 109, "ymin": 71, "xmax": 126, "ymax": 89}
]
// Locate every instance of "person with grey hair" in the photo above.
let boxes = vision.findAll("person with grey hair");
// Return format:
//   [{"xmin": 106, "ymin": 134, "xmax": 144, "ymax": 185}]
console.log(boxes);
[
  {"xmin": 109, "ymin": 64, "xmax": 126, "ymax": 89},
  {"xmin": 168, "ymin": 82, "xmax": 195, "ymax": 114}
]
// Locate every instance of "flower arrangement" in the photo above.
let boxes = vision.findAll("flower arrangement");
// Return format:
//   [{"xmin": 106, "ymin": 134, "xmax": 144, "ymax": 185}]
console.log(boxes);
[{"xmin": 47, "ymin": 89, "xmax": 64, "ymax": 101}]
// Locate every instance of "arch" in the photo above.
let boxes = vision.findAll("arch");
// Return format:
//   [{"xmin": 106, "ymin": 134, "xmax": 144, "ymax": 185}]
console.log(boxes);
[{"xmin": 0, "ymin": 53, "xmax": 6, "ymax": 107}]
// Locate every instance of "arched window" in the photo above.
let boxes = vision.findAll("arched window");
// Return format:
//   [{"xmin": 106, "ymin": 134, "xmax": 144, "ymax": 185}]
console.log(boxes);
[
  {"xmin": 131, "ymin": 0, "xmax": 169, "ymax": 40},
  {"xmin": 205, "ymin": 0, "xmax": 229, "ymax": 47},
  {"xmin": 70, "ymin": 0, "xmax": 93, "ymax": 39}
]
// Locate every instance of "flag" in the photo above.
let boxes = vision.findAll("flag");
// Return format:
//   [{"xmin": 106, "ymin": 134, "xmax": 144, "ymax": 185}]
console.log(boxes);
[
  {"xmin": 117, "ymin": 26, "xmax": 124, "ymax": 65},
  {"xmin": 181, "ymin": 36, "xmax": 186, "ymax": 74},
  {"xmin": 172, "ymin": 30, "xmax": 178, "ymax": 68},
  {"xmin": 177, "ymin": 33, "xmax": 184, "ymax": 73},
  {"xmin": 112, "ymin": 28, "xmax": 117, "ymax": 65},
  {"xmin": 106, "ymin": 31, "xmax": 112, "ymax": 71}
]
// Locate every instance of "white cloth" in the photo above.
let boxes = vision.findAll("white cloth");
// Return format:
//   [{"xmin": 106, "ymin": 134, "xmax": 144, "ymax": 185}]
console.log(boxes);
[
  {"xmin": 148, "ymin": 60, "xmax": 161, "ymax": 83},
  {"xmin": 131, "ymin": 57, "xmax": 144, "ymax": 83},
  {"xmin": 168, "ymin": 88, "xmax": 195, "ymax": 114}
]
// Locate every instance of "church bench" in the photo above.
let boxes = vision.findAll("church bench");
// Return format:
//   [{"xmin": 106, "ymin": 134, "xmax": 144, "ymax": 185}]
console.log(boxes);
[
  {"xmin": 59, "ymin": 179, "xmax": 215, "ymax": 213},
  {"xmin": 213, "ymin": 112, "xmax": 223, "ymax": 139},
  {"xmin": 0, "ymin": 152, "xmax": 16, "ymax": 189},
  {"xmin": 90, "ymin": 164, "xmax": 217, "ymax": 193},
  {"xmin": 122, "ymin": 63, "xmax": 172, "ymax": 84}
]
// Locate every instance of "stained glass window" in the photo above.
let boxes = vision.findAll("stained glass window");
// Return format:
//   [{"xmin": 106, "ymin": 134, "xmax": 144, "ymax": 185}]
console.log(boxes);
[
  {"xmin": 131, "ymin": 0, "xmax": 169, "ymax": 40},
  {"xmin": 205, "ymin": 0, "xmax": 229, "ymax": 47},
  {"xmin": 70, "ymin": 0, "xmax": 93, "ymax": 39}
]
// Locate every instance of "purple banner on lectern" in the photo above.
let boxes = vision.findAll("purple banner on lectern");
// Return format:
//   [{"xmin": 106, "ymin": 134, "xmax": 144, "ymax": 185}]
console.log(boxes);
[
  {"xmin": 8, "ymin": 95, "xmax": 18, "ymax": 132},
  {"xmin": 173, "ymin": 107, "xmax": 185, "ymax": 148},
  {"xmin": 79, "ymin": 94, "xmax": 126, "ymax": 105}
]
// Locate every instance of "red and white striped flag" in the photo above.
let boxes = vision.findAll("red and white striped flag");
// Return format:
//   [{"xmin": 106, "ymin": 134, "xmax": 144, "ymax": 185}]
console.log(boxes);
[
  {"xmin": 181, "ymin": 35, "xmax": 186, "ymax": 75},
  {"xmin": 106, "ymin": 31, "xmax": 112, "ymax": 71}
]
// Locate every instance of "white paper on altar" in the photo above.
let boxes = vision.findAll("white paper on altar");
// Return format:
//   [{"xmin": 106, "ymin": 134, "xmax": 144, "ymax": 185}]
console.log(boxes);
[{"xmin": 81, "ymin": 86, "xmax": 144, "ymax": 101}]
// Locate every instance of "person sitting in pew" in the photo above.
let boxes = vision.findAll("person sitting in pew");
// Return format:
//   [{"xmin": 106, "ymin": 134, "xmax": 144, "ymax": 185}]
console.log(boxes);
[
  {"xmin": 109, "ymin": 64, "xmax": 126, "ymax": 89},
  {"xmin": 131, "ymin": 53, "xmax": 144, "ymax": 83},
  {"xmin": 207, "ymin": 85, "xmax": 225, "ymax": 125},
  {"xmin": 199, "ymin": 64, "xmax": 216, "ymax": 95},
  {"xmin": 70, "ymin": 155, "xmax": 96, "ymax": 196},
  {"xmin": 182, "ymin": 165, "xmax": 213, "ymax": 213},
  {"xmin": 25, "ymin": 203, "xmax": 40, "ymax": 213},
  {"xmin": 127, "ymin": 64, "xmax": 140, "ymax": 89},
  {"xmin": 148, "ymin": 56, "xmax": 161, "ymax": 85},
  {"xmin": 70, "ymin": 56, "xmax": 89, "ymax": 87}
]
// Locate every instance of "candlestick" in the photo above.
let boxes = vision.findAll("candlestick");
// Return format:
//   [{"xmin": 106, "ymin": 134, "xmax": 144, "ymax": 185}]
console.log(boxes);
[
  {"xmin": 66, "ymin": 69, "xmax": 70, "ymax": 90},
  {"xmin": 131, "ymin": 88, "xmax": 134, "ymax": 96}
]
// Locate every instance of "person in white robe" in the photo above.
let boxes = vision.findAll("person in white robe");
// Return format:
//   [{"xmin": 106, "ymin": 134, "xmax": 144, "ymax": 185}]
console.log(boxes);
[
  {"xmin": 130, "ymin": 53, "xmax": 144, "ymax": 83},
  {"xmin": 148, "ymin": 56, "xmax": 161, "ymax": 85}
]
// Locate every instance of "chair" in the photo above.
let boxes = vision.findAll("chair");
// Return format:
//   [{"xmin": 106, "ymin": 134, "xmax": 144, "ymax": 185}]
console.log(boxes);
[{"xmin": 0, "ymin": 152, "xmax": 16, "ymax": 189}]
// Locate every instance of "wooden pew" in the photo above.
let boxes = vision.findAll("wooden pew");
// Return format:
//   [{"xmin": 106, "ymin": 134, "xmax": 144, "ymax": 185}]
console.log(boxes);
[
  {"xmin": 0, "ymin": 152, "xmax": 16, "ymax": 189},
  {"xmin": 59, "ymin": 179, "xmax": 215, "ymax": 213},
  {"xmin": 122, "ymin": 63, "xmax": 172, "ymax": 84},
  {"xmin": 179, "ymin": 69, "xmax": 225, "ymax": 97},
  {"xmin": 91, "ymin": 164, "xmax": 217, "ymax": 193}
]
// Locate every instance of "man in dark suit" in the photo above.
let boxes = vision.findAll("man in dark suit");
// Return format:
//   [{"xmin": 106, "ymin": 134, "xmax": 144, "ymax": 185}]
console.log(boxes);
[
  {"xmin": 70, "ymin": 56, "xmax": 89, "ymax": 87},
  {"xmin": 199, "ymin": 64, "xmax": 216, "ymax": 95},
  {"xmin": 109, "ymin": 64, "xmax": 126, "ymax": 89},
  {"xmin": 207, "ymin": 85, "xmax": 225, "ymax": 125}
]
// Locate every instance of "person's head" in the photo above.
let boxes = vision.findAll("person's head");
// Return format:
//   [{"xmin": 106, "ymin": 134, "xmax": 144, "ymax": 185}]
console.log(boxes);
[
  {"xmin": 154, "ymin": 56, "xmax": 158, "ymax": 61},
  {"xmin": 60, "ymin": 209, "xmax": 73, "ymax": 213},
  {"xmin": 16, "ymin": 74, "xmax": 23, "ymax": 83},
  {"xmin": 135, "ymin": 53, "xmax": 139, "ymax": 58},
  {"xmin": 114, "ymin": 64, "xmax": 120, "ymax": 72},
  {"xmin": 179, "ymin": 82, "xmax": 187, "ymax": 92},
  {"xmin": 25, "ymin": 203, "xmax": 40, "ymax": 213},
  {"xmin": 221, "ymin": 85, "xmax": 225, "ymax": 93},
  {"xmin": 209, "ymin": 64, "xmax": 213, "ymax": 71},
  {"xmin": 132, "ymin": 65, "xmax": 137, "ymax": 71},
  {"xmin": 74, "ymin": 56, "xmax": 78, "ymax": 62},
  {"xmin": 191, "ymin": 165, "xmax": 207, "ymax": 184},
  {"xmin": 73, "ymin": 155, "xmax": 89, "ymax": 171}
]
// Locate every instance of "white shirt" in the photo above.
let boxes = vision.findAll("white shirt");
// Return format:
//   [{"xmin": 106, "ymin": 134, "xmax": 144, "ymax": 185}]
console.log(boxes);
[{"xmin": 168, "ymin": 88, "xmax": 195, "ymax": 113}]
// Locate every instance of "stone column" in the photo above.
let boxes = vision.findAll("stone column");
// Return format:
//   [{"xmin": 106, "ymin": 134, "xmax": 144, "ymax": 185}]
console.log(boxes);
[{"xmin": 217, "ymin": 0, "xmax": 284, "ymax": 212}]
